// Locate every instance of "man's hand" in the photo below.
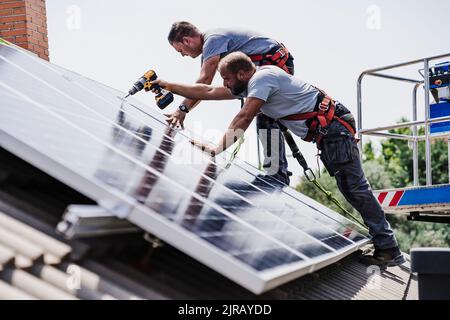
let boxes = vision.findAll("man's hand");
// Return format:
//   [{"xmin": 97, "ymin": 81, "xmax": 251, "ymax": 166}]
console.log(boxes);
[
  {"xmin": 190, "ymin": 139, "xmax": 218, "ymax": 156},
  {"xmin": 164, "ymin": 109, "xmax": 186, "ymax": 129},
  {"xmin": 150, "ymin": 79, "xmax": 169, "ymax": 92}
]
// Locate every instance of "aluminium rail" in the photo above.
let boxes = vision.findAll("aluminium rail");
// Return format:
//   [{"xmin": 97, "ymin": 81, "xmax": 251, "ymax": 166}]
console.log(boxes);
[{"xmin": 357, "ymin": 53, "xmax": 450, "ymax": 187}]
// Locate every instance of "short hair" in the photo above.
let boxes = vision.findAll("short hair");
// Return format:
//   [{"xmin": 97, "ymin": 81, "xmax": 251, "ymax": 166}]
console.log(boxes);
[
  {"xmin": 219, "ymin": 52, "xmax": 255, "ymax": 74},
  {"xmin": 168, "ymin": 21, "xmax": 200, "ymax": 44}
]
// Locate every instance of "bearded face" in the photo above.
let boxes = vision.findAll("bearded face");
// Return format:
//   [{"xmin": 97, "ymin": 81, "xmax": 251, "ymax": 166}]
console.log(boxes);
[
  {"xmin": 220, "ymin": 69, "xmax": 248, "ymax": 95},
  {"xmin": 230, "ymin": 78, "xmax": 248, "ymax": 95}
]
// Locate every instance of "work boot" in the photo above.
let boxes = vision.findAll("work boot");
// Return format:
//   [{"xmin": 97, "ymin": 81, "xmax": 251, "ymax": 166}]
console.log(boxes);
[{"xmin": 360, "ymin": 246, "xmax": 406, "ymax": 268}]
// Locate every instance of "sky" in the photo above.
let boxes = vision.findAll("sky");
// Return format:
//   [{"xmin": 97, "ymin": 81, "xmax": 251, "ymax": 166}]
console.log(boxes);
[{"xmin": 45, "ymin": 0, "xmax": 450, "ymax": 186}]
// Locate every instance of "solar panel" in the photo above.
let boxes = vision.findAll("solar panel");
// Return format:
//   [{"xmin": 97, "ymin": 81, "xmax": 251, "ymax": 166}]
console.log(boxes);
[{"xmin": 0, "ymin": 42, "xmax": 369, "ymax": 294}]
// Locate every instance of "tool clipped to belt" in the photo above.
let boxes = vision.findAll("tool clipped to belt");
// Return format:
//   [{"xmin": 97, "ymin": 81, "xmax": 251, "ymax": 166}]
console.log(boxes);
[{"xmin": 278, "ymin": 123, "xmax": 368, "ymax": 230}]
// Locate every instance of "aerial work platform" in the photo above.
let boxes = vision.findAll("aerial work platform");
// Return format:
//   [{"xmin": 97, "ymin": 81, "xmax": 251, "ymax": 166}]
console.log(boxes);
[
  {"xmin": 357, "ymin": 54, "xmax": 450, "ymax": 221},
  {"xmin": 373, "ymin": 184, "xmax": 450, "ymax": 218}
]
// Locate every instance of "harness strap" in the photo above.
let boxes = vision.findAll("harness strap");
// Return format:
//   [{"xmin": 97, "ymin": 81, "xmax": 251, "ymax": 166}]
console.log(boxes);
[
  {"xmin": 250, "ymin": 55, "xmax": 264, "ymax": 62},
  {"xmin": 249, "ymin": 44, "xmax": 291, "ymax": 74},
  {"xmin": 280, "ymin": 95, "xmax": 356, "ymax": 143},
  {"xmin": 335, "ymin": 116, "xmax": 356, "ymax": 136}
]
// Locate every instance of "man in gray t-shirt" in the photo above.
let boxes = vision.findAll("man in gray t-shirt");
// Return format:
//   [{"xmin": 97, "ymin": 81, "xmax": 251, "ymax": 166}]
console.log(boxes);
[
  {"xmin": 153, "ymin": 52, "xmax": 405, "ymax": 268},
  {"xmin": 166, "ymin": 21, "xmax": 294, "ymax": 184},
  {"xmin": 239, "ymin": 65, "xmax": 319, "ymax": 138}
]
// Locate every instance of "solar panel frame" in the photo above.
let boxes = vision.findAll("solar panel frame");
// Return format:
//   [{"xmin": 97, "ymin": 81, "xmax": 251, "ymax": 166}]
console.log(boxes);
[
  {"xmin": 0, "ymin": 44, "xmax": 368, "ymax": 242},
  {"xmin": 0, "ymin": 82, "xmax": 308, "ymax": 292},
  {"xmin": 14, "ymin": 54, "xmax": 369, "ymax": 238},
  {"xmin": 0, "ymin": 42, "xmax": 370, "ymax": 294}
]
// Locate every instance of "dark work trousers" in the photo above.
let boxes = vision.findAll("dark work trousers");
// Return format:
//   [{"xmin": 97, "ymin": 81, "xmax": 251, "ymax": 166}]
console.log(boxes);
[
  {"xmin": 255, "ymin": 54, "xmax": 294, "ymax": 185},
  {"xmin": 319, "ymin": 107, "xmax": 398, "ymax": 250}
]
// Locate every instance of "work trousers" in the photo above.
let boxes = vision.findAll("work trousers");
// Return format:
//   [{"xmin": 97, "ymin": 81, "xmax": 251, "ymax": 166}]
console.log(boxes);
[
  {"xmin": 319, "ymin": 112, "xmax": 398, "ymax": 250},
  {"xmin": 255, "ymin": 54, "xmax": 294, "ymax": 185}
]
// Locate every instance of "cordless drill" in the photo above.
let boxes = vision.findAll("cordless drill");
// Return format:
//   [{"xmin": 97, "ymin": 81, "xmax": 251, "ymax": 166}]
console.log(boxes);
[{"xmin": 126, "ymin": 70, "xmax": 174, "ymax": 109}]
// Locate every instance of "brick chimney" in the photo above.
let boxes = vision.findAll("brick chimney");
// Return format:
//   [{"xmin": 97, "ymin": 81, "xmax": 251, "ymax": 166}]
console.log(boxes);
[{"xmin": 0, "ymin": 0, "xmax": 49, "ymax": 61}]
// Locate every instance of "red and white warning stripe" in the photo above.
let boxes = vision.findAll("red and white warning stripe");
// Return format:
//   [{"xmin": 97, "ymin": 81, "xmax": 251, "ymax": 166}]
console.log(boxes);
[{"xmin": 374, "ymin": 190, "xmax": 405, "ymax": 207}]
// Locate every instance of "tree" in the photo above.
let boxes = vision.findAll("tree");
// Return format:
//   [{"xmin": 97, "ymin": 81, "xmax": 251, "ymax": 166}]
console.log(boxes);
[{"xmin": 379, "ymin": 118, "xmax": 449, "ymax": 187}]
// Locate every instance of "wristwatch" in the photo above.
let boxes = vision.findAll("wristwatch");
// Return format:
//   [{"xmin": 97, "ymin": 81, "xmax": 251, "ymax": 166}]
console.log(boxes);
[{"xmin": 179, "ymin": 104, "xmax": 190, "ymax": 113}]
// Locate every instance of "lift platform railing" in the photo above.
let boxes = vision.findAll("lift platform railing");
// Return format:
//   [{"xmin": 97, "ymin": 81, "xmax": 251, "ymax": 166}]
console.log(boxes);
[{"xmin": 357, "ymin": 53, "xmax": 450, "ymax": 187}]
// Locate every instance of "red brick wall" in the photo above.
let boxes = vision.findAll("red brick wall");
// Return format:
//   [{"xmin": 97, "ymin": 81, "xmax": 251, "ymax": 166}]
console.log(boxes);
[{"xmin": 0, "ymin": 0, "xmax": 49, "ymax": 60}]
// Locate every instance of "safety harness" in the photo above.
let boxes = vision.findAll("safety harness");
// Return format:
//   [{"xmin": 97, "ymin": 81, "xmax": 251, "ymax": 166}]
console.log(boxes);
[
  {"xmin": 281, "ymin": 92, "xmax": 356, "ymax": 145},
  {"xmin": 249, "ymin": 44, "xmax": 292, "ymax": 75}
]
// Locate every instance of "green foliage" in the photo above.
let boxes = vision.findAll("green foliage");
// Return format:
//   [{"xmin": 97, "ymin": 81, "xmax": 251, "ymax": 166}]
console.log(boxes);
[
  {"xmin": 295, "ymin": 119, "xmax": 450, "ymax": 253},
  {"xmin": 390, "ymin": 216, "xmax": 450, "ymax": 250},
  {"xmin": 380, "ymin": 118, "xmax": 449, "ymax": 187},
  {"xmin": 362, "ymin": 160, "xmax": 392, "ymax": 190},
  {"xmin": 362, "ymin": 141, "xmax": 376, "ymax": 162}
]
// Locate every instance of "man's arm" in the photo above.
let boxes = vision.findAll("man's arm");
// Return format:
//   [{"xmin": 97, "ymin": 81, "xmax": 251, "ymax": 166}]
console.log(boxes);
[
  {"xmin": 182, "ymin": 55, "xmax": 221, "ymax": 110},
  {"xmin": 155, "ymin": 79, "xmax": 235, "ymax": 100},
  {"xmin": 190, "ymin": 97, "xmax": 266, "ymax": 155},
  {"xmin": 164, "ymin": 56, "xmax": 220, "ymax": 128}
]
